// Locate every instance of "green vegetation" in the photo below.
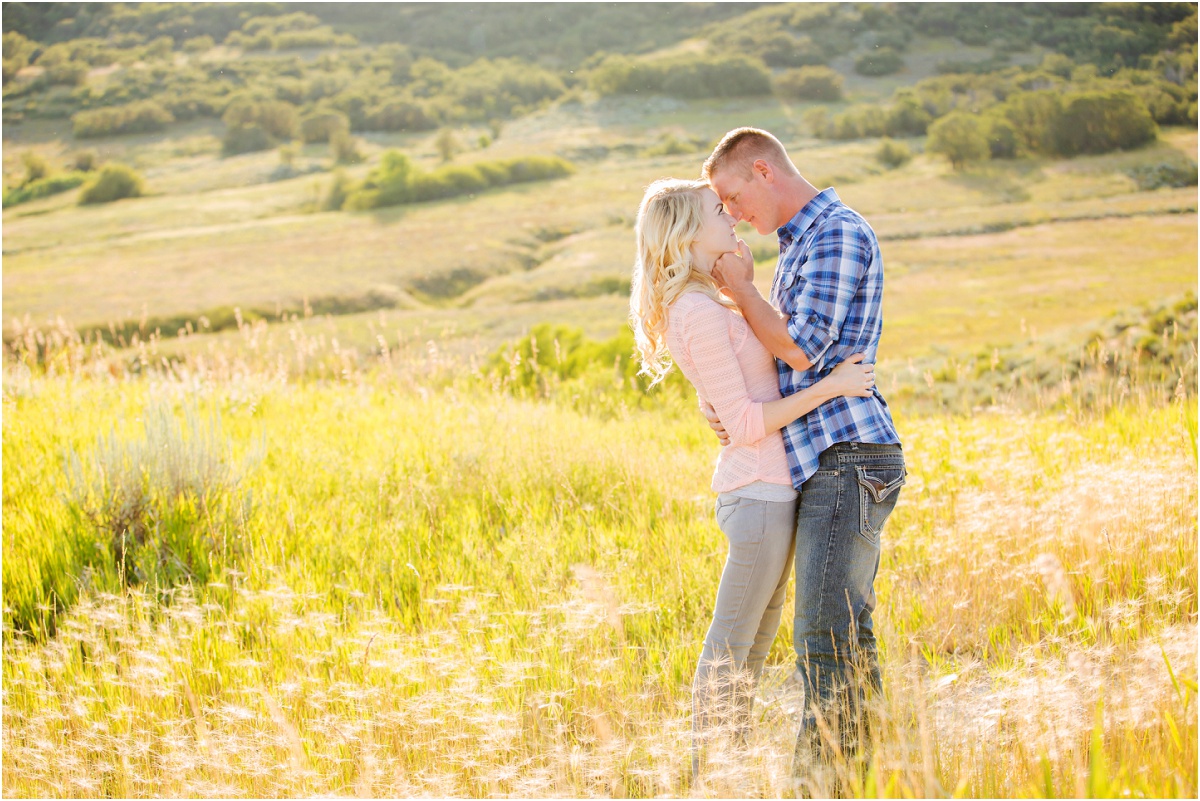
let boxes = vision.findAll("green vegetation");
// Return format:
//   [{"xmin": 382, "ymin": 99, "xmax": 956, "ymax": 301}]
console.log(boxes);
[
  {"xmin": 77, "ymin": 163, "xmax": 144, "ymax": 204},
  {"xmin": 587, "ymin": 52, "xmax": 771, "ymax": 99},
  {"xmin": 774, "ymin": 66, "xmax": 844, "ymax": 102},
  {"xmin": 2, "ymin": 170, "xmax": 86, "ymax": 206},
  {"xmin": 343, "ymin": 152, "xmax": 575, "ymax": 210},
  {"xmin": 875, "ymin": 138, "xmax": 912, "ymax": 169},
  {"xmin": 2, "ymin": 3, "xmax": 1196, "ymax": 797},
  {"xmin": 72, "ymin": 99, "xmax": 173, "ymax": 138}
]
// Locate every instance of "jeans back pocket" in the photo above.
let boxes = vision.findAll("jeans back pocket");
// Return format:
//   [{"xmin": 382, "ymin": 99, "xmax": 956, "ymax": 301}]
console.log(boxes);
[{"xmin": 854, "ymin": 464, "xmax": 905, "ymax": 544}]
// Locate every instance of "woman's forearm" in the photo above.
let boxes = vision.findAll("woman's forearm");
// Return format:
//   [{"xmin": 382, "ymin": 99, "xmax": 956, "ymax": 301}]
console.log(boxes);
[{"xmin": 760, "ymin": 381, "xmax": 838, "ymax": 436}]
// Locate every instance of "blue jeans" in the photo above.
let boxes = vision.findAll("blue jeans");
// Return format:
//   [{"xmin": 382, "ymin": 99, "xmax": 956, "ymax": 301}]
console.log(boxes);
[{"xmin": 792, "ymin": 442, "xmax": 905, "ymax": 770}]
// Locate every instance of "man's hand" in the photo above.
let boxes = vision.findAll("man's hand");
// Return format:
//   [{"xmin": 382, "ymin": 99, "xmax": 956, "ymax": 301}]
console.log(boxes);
[
  {"xmin": 699, "ymin": 397, "xmax": 730, "ymax": 447},
  {"xmin": 712, "ymin": 239, "xmax": 754, "ymax": 300}
]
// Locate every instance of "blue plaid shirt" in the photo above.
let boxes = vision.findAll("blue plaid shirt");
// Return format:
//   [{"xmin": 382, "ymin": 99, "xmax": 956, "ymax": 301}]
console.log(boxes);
[{"xmin": 771, "ymin": 188, "xmax": 900, "ymax": 489}]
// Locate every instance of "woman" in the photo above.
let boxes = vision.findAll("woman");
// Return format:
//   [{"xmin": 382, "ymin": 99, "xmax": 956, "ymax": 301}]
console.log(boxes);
[{"xmin": 628, "ymin": 178, "xmax": 875, "ymax": 774}]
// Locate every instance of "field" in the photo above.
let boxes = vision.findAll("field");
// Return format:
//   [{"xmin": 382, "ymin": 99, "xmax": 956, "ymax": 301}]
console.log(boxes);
[{"xmin": 3, "ymin": 6, "xmax": 1199, "ymax": 797}]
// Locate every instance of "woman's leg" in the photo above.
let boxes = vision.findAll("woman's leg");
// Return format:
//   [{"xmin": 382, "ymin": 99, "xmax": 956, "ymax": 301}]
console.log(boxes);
[
  {"xmin": 739, "ymin": 498, "xmax": 798, "ymax": 736},
  {"xmin": 693, "ymin": 494, "xmax": 797, "ymax": 776}
]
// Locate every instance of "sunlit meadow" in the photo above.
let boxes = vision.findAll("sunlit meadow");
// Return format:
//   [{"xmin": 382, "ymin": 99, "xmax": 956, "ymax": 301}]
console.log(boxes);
[{"xmin": 2, "ymin": 319, "xmax": 1195, "ymax": 798}]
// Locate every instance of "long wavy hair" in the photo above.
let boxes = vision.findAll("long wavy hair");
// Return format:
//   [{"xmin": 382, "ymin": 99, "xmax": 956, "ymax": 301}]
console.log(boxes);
[{"xmin": 629, "ymin": 178, "xmax": 738, "ymax": 386}]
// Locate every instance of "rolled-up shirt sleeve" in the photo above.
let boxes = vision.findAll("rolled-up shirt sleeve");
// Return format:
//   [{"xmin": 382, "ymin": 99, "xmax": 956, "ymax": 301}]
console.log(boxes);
[
  {"xmin": 679, "ymin": 301, "xmax": 767, "ymax": 448},
  {"xmin": 786, "ymin": 223, "xmax": 870, "ymax": 371}
]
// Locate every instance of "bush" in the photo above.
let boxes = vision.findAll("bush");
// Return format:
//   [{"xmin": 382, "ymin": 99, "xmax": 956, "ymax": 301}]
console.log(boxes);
[
  {"xmin": 885, "ymin": 96, "xmax": 933, "ymax": 136},
  {"xmin": 1127, "ymin": 158, "xmax": 1198, "ymax": 190},
  {"xmin": 3, "ymin": 171, "xmax": 87, "ymax": 207},
  {"xmin": 330, "ymin": 129, "xmax": 364, "ymax": 165},
  {"xmin": 299, "ymin": 109, "xmax": 349, "ymax": 144},
  {"xmin": 983, "ymin": 114, "xmax": 1020, "ymax": 158},
  {"xmin": 20, "ymin": 150, "xmax": 49, "ymax": 184},
  {"xmin": 71, "ymin": 150, "xmax": 97, "ymax": 172},
  {"xmin": 1049, "ymin": 90, "xmax": 1157, "ymax": 156},
  {"xmin": 72, "ymin": 100, "xmax": 174, "ymax": 138},
  {"xmin": 222, "ymin": 123, "xmax": 271, "ymax": 156},
  {"xmin": 364, "ymin": 98, "xmax": 438, "ymax": 132},
  {"xmin": 65, "ymin": 401, "xmax": 253, "ymax": 589},
  {"xmin": 78, "ymin": 163, "xmax": 144, "ymax": 204},
  {"xmin": 345, "ymin": 151, "xmax": 575, "ymax": 210},
  {"xmin": 855, "ymin": 46, "xmax": 905, "ymax": 77},
  {"xmin": 876, "ymin": 138, "xmax": 912, "ymax": 169},
  {"xmin": 588, "ymin": 53, "xmax": 770, "ymax": 99},
  {"xmin": 775, "ymin": 66, "xmax": 844, "ymax": 102},
  {"xmin": 927, "ymin": 112, "xmax": 990, "ymax": 170},
  {"xmin": 222, "ymin": 97, "xmax": 297, "ymax": 140}
]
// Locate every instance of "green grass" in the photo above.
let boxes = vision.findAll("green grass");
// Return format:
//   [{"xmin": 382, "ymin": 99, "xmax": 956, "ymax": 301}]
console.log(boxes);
[{"xmin": 2, "ymin": 360, "xmax": 1195, "ymax": 797}]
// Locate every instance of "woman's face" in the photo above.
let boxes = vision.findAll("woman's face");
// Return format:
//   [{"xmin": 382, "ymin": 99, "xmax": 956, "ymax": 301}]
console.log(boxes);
[{"xmin": 690, "ymin": 187, "xmax": 738, "ymax": 272}]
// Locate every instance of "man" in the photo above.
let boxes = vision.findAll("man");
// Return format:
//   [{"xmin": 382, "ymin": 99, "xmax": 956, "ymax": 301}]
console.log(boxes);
[{"xmin": 702, "ymin": 128, "xmax": 905, "ymax": 786}]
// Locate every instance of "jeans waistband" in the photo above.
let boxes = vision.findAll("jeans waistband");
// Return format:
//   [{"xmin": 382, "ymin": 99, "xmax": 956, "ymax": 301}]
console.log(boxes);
[{"xmin": 818, "ymin": 441, "xmax": 903, "ymax": 468}]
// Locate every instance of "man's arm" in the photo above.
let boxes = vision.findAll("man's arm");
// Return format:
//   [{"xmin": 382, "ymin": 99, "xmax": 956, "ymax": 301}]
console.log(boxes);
[{"xmin": 713, "ymin": 242, "xmax": 813, "ymax": 372}]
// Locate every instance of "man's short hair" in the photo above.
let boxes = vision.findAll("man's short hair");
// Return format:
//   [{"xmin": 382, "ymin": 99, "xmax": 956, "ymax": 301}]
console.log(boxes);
[{"xmin": 702, "ymin": 127, "xmax": 796, "ymax": 181}]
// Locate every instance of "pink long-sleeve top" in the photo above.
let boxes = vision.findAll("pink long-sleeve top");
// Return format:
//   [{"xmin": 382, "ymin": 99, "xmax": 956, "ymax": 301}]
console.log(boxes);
[{"xmin": 665, "ymin": 291, "xmax": 794, "ymax": 494}]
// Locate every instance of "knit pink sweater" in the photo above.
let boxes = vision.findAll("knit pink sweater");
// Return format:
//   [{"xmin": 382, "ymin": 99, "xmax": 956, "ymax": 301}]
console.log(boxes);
[{"xmin": 665, "ymin": 291, "xmax": 794, "ymax": 493}]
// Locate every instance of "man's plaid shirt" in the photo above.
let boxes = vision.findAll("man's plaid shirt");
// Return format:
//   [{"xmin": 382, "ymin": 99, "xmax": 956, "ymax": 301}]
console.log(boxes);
[{"xmin": 770, "ymin": 188, "xmax": 901, "ymax": 489}]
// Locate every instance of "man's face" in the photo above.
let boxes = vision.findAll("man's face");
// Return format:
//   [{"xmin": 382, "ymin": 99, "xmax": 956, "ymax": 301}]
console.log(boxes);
[{"xmin": 710, "ymin": 162, "xmax": 775, "ymax": 235}]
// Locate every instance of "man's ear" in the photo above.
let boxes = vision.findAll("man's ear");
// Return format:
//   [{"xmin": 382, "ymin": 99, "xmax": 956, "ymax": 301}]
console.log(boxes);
[{"xmin": 752, "ymin": 158, "xmax": 773, "ymax": 183}]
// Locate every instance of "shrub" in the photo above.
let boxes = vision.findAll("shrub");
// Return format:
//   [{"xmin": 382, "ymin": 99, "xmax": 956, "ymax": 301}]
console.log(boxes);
[
  {"xmin": 222, "ymin": 123, "xmax": 271, "ymax": 156},
  {"xmin": 641, "ymin": 133, "xmax": 705, "ymax": 157},
  {"xmin": 71, "ymin": 149, "xmax": 97, "ymax": 172},
  {"xmin": 1049, "ymin": 90, "xmax": 1157, "ymax": 156},
  {"xmin": 927, "ymin": 111, "xmax": 990, "ymax": 170},
  {"xmin": 330, "ymin": 129, "xmax": 364, "ymax": 165},
  {"xmin": 364, "ymin": 98, "xmax": 438, "ymax": 132},
  {"xmin": 72, "ymin": 100, "xmax": 174, "ymax": 138},
  {"xmin": 20, "ymin": 150, "xmax": 49, "ymax": 184},
  {"xmin": 855, "ymin": 46, "xmax": 904, "ymax": 77},
  {"xmin": 3, "ymin": 171, "xmax": 87, "ymax": 207},
  {"xmin": 885, "ymin": 95, "xmax": 933, "ymax": 136},
  {"xmin": 78, "ymin": 163, "xmax": 144, "ymax": 204},
  {"xmin": 65, "ymin": 401, "xmax": 253, "ymax": 589},
  {"xmin": 222, "ymin": 98, "xmax": 297, "ymax": 140},
  {"xmin": 412, "ymin": 164, "xmax": 488, "ymax": 201},
  {"xmin": 299, "ymin": 109, "xmax": 349, "ymax": 144},
  {"xmin": 345, "ymin": 151, "xmax": 575, "ymax": 210},
  {"xmin": 876, "ymin": 138, "xmax": 912, "ymax": 169},
  {"xmin": 588, "ymin": 53, "xmax": 770, "ymax": 99},
  {"xmin": 984, "ymin": 114, "xmax": 1020, "ymax": 158},
  {"xmin": 1127, "ymin": 158, "xmax": 1198, "ymax": 190},
  {"xmin": 775, "ymin": 66, "xmax": 844, "ymax": 102}
]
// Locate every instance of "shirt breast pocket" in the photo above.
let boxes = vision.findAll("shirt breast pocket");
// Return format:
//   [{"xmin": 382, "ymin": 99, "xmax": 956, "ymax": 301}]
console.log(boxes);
[{"xmin": 772, "ymin": 269, "xmax": 808, "ymax": 312}]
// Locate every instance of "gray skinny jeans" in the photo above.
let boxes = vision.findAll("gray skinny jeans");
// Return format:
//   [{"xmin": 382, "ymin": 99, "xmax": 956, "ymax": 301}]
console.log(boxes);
[{"xmin": 692, "ymin": 491, "xmax": 797, "ymax": 776}]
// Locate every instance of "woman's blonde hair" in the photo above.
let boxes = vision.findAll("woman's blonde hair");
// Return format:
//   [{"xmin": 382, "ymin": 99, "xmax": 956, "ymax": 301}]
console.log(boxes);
[{"xmin": 629, "ymin": 178, "xmax": 737, "ymax": 386}]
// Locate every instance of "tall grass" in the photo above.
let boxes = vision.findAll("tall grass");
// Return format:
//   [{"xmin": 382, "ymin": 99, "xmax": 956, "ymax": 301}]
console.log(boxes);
[{"xmin": 2, "ymin": 322, "xmax": 1195, "ymax": 797}]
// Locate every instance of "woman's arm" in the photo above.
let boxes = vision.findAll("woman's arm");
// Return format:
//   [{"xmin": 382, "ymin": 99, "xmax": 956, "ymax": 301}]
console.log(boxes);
[
  {"xmin": 678, "ymin": 297, "xmax": 873, "ymax": 447},
  {"xmin": 759, "ymin": 354, "xmax": 873, "ymax": 435}
]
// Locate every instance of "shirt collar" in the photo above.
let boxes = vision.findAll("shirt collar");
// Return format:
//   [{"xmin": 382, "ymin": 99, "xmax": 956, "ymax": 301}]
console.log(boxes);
[{"xmin": 777, "ymin": 188, "xmax": 840, "ymax": 250}]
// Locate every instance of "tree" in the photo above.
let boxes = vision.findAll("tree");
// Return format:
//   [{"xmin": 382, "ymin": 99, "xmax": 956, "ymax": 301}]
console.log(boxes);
[{"xmin": 927, "ymin": 112, "xmax": 990, "ymax": 170}]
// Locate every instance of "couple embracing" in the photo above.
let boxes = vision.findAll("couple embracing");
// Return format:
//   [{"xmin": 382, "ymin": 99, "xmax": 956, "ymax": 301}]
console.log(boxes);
[{"xmin": 629, "ymin": 128, "xmax": 906, "ymax": 788}]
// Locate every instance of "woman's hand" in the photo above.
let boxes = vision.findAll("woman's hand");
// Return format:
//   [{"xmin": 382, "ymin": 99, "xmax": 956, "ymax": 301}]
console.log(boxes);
[{"xmin": 824, "ymin": 353, "xmax": 875, "ymax": 398}]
